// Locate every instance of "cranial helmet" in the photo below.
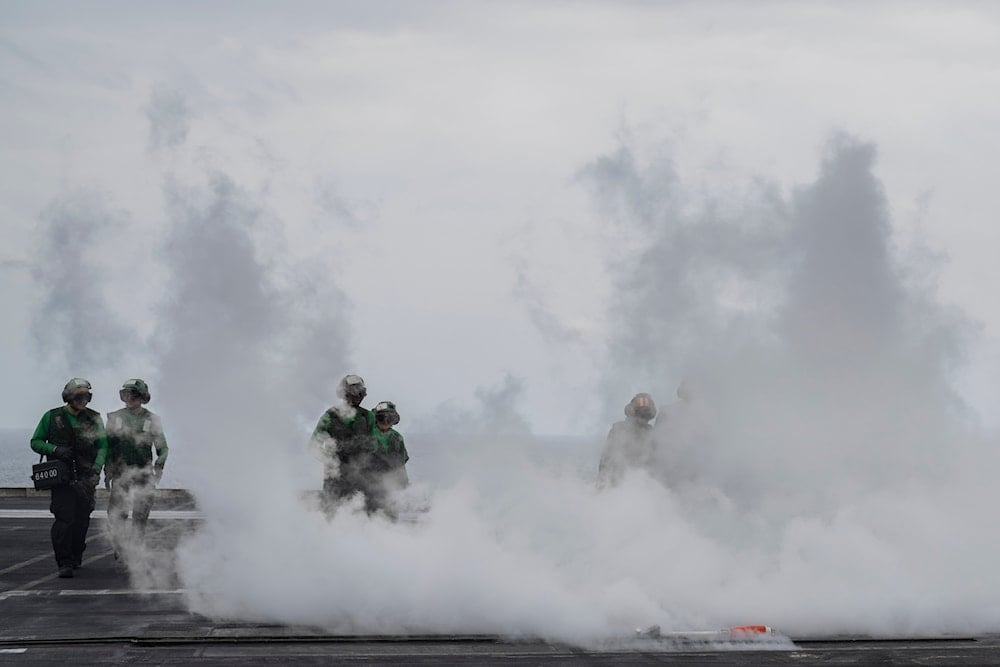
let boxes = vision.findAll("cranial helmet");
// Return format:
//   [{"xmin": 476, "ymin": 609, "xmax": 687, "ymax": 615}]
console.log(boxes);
[
  {"xmin": 61, "ymin": 377, "xmax": 93, "ymax": 403},
  {"xmin": 624, "ymin": 393, "xmax": 657, "ymax": 421},
  {"xmin": 337, "ymin": 374, "xmax": 367, "ymax": 400},
  {"xmin": 120, "ymin": 378, "xmax": 151, "ymax": 404},
  {"xmin": 374, "ymin": 400, "xmax": 400, "ymax": 426}
]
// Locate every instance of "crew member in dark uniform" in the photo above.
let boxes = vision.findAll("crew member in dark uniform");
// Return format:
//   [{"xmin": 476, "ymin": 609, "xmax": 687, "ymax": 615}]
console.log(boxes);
[
  {"xmin": 598, "ymin": 392, "xmax": 657, "ymax": 488},
  {"xmin": 105, "ymin": 378, "xmax": 169, "ymax": 555},
  {"xmin": 309, "ymin": 374, "xmax": 375, "ymax": 513},
  {"xmin": 366, "ymin": 400, "xmax": 409, "ymax": 516},
  {"xmin": 29, "ymin": 378, "xmax": 109, "ymax": 578}
]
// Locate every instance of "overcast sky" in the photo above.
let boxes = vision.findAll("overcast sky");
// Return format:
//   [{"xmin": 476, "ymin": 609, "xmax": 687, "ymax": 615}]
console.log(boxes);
[{"xmin": 2, "ymin": 1, "xmax": 1000, "ymax": 437}]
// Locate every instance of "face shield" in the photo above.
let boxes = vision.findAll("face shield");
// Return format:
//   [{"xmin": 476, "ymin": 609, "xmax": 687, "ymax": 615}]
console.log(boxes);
[
  {"xmin": 69, "ymin": 392, "xmax": 93, "ymax": 405},
  {"xmin": 626, "ymin": 393, "xmax": 657, "ymax": 421},
  {"xmin": 344, "ymin": 384, "xmax": 367, "ymax": 401}
]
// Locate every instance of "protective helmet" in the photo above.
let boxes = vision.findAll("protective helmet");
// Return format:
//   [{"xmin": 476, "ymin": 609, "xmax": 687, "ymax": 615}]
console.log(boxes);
[
  {"xmin": 624, "ymin": 393, "xmax": 656, "ymax": 421},
  {"xmin": 61, "ymin": 377, "xmax": 93, "ymax": 403},
  {"xmin": 120, "ymin": 378, "xmax": 151, "ymax": 404},
  {"xmin": 374, "ymin": 400, "xmax": 400, "ymax": 426},
  {"xmin": 337, "ymin": 374, "xmax": 367, "ymax": 400}
]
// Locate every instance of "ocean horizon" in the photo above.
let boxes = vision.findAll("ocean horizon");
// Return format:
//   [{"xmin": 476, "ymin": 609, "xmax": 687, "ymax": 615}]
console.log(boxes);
[
  {"xmin": 1, "ymin": 428, "xmax": 36, "ymax": 488},
  {"xmin": 2, "ymin": 427, "xmax": 600, "ymax": 489}
]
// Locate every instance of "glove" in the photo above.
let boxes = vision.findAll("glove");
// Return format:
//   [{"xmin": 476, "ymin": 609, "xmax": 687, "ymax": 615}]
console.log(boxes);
[{"xmin": 52, "ymin": 446, "xmax": 74, "ymax": 462}]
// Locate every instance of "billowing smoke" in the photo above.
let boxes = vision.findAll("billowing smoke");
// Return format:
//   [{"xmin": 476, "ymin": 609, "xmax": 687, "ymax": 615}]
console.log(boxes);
[
  {"xmin": 145, "ymin": 88, "xmax": 193, "ymax": 152},
  {"xmin": 566, "ymin": 132, "xmax": 1000, "ymax": 638},
  {"xmin": 153, "ymin": 170, "xmax": 351, "ymax": 493},
  {"xmin": 170, "ymin": 133, "xmax": 1000, "ymax": 645},
  {"xmin": 21, "ymin": 118, "xmax": 1000, "ymax": 644},
  {"xmin": 10, "ymin": 5, "xmax": 1000, "ymax": 648},
  {"xmin": 582, "ymin": 133, "xmax": 973, "ymax": 511},
  {"xmin": 28, "ymin": 191, "xmax": 142, "ymax": 376}
]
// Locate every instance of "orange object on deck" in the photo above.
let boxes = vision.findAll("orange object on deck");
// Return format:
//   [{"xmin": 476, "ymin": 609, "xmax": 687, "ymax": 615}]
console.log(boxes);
[{"xmin": 729, "ymin": 625, "xmax": 772, "ymax": 635}]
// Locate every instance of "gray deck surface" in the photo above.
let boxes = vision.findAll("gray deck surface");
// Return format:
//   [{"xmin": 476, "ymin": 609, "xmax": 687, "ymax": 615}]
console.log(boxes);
[{"xmin": 2, "ymin": 491, "xmax": 998, "ymax": 665}]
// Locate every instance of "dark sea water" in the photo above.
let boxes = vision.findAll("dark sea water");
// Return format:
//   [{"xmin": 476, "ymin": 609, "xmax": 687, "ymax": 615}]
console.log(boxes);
[
  {"xmin": 1, "ymin": 427, "xmax": 600, "ymax": 489},
  {"xmin": 0, "ymin": 426, "xmax": 180, "ymax": 489},
  {"xmin": 1, "ymin": 428, "xmax": 36, "ymax": 487}
]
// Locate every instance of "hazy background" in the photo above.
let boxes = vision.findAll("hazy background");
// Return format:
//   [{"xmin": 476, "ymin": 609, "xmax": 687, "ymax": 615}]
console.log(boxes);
[{"xmin": 3, "ymin": 0, "xmax": 1000, "ymax": 644}]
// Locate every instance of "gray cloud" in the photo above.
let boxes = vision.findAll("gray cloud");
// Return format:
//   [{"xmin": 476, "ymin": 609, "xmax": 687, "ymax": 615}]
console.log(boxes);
[
  {"xmin": 153, "ymin": 171, "xmax": 352, "ymax": 489},
  {"xmin": 472, "ymin": 372, "xmax": 532, "ymax": 437},
  {"xmin": 0, "ymin": 258, "xmax": 32, "ymax": 271},
  {"xmin": 409, "ymin": 372, "xmax": 533, "ymax": 487},
  {"xmin": 781, "ymin": 135, "xmax": 903, "ymax": 370},
  {"xmin": 314, "ymin": 178, "xmax": 380, "ymax": 230},
  {"xmin": 578, "ymin": 140, "xmax": 790, "ymax": 408},
  {"xmin": 413, "ymin": 372, "xmax": 532, "ymax": 438},
  {"xmin": 580, "ymin": 132, "xmax": 972, "ymax": 510},
  {"xmin": 511, "ymin": 259, "xmax": 582, "ymax": 346},
  {"xmin": 146, "ymin": 88, "xmax": 193, "ymax": 151},
  {"xmin": 29, "ymin": 191, "xmax": 140, "ymax": 369}
]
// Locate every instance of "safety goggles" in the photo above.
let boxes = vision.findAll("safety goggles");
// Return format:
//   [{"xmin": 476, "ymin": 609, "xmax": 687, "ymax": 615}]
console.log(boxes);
[{"xmin": 70, "ymin": 392, "xmax": 93, "ymax": 403}]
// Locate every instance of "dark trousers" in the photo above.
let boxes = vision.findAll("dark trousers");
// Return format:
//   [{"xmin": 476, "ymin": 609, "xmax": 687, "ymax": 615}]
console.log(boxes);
[
  {"xmin": 50, "ymin": 482, "xmax": 95, "ymax": 568},
  {"xmin": 106, "ymin": 469, "xmax": 156, "ymax": 557},
  {"xmin": 108, "ymin": 469, "xmax": 156, "ymax": 531},
  {"xmin": 322, "ymin": 475, "xmax": 390, "ymax": 517},
  {"xmin": 322, "ymin": 476, "xmax": 355, "ymax": 513}
]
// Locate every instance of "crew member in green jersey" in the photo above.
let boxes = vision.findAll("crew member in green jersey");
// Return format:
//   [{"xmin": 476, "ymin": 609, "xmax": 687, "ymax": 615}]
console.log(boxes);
[
  {"xmin": 598, "ymin": 393, "xmax": 657, "ymax": 488},
  {"xmin": 309, "ymin": 374, "xmax": 375, "ymax": 513},
  {"xmin": 366, "ymin": 400, "xmax": 409, "ymax": 515},
  {"xmin": 105, "ymin": 379, "xmax": 169, "ymax": 553},
  {"xmin": 29, "ymin": 378, "xmax": 109, "ymax": 579}
]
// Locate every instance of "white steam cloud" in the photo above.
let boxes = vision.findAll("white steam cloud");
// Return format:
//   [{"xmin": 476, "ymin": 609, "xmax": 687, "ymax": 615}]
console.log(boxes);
[
  {"xmin": 156, "ymin": 132, "xmax": 1000, "ymax": 646},
  {"xmin": 20, "ymin": 102, "xmax": 999, "ymax": 644},
  {"xmin": 29, "ymin": 191, "xmax": 140, "ymax": 370},
  {"xmin": 583, "ymin": 133, "xmax": 972, "ymax": 510},
  {"xmin": 146, "ymin": 88, "xmax": 193, "ymax": 152}
]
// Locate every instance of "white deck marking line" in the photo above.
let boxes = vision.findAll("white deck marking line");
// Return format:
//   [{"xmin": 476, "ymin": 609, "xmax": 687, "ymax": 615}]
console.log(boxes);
[
  {"xmin": 0, "ymin": 648, "xmax": 28, "ymax": 653},
  {"xmin": 0, "ymin": 588, "xmax": 184, "ymax": 601},
  {"xmin": 2, "ymin": 523, "xmax": 175, "ymax": 594},
  {"xmin": 0, "ymin": 520, "xmax": 121, "ymax": 577},
  {"xmin": 0, "ymin": 510, "xmax": 203, "ymax": 519},
  {"xmin": 59, "ymin": 588, "xmax": 184, "ymax": 596},
  {"xmin": 0, "ymin": 551, "xmax": 51, "ymax": 576},
  {"xmin": 10, "ymin": 547, "xmax": 119, "ymax": 592},
  {"xmin": 0, "ymin": 513, "xmax": 186, "ymax": 577}
]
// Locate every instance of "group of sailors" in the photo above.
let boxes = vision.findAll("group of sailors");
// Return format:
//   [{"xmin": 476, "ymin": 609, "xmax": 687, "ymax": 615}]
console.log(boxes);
[
  {"xmin": 307, "ymin": 374, "xmax": 410, "ymax": 516},
  {"xmin": 29, "ymin": 372, "xmax": 682, "ymax": 580},
  {"xmin": 27, "ymin": 373, "xmax": 407, "ymax": 579},
  {"xmin": 29, "ymin": 377, "xmax": 168, "ymax": 579}
]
